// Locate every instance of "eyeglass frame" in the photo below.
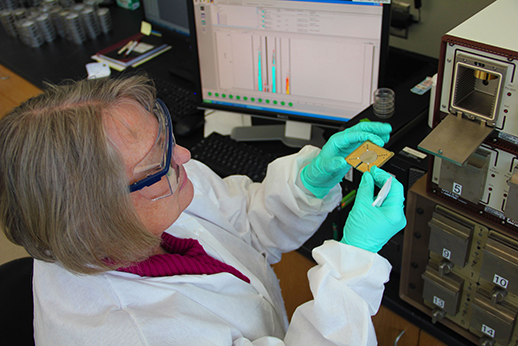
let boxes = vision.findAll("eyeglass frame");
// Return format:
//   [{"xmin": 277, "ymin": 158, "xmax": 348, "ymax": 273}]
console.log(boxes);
[{"xmin": 128, "ymin": 98, "xmax": 175, "ymax": 195}]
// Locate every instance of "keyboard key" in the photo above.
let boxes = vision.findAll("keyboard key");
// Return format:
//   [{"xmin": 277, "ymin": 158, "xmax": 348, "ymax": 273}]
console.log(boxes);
[{"xmin": 190, "ymin": 132, "xmax": 277, "ymax": 182}]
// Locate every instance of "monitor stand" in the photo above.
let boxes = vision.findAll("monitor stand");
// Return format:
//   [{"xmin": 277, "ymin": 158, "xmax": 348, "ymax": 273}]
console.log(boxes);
[{"xmin": 231, "ymin": 120, "xmax": 326, "ymax": 148}]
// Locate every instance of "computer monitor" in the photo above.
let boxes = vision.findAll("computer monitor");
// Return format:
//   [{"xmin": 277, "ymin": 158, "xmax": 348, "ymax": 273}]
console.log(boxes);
[
  {"xmin": 142, "ymin": 0, "xmax": 190, "ymax": 39},
  {"xmin": 188, "ymin": 0, "xmax": 391, "ymax": 147}
]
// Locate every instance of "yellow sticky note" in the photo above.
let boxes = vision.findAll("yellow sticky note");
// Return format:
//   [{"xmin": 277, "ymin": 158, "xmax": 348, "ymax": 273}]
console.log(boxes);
[{"xmin": 141, "ymin": 21, "xmax": 152, "ymax": 36}]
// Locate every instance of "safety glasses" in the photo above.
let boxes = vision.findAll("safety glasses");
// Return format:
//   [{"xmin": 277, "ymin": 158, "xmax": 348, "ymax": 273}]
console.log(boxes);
[{"xmin": 128, "ymin": 99, "xmax": 179, "ymax": 201}]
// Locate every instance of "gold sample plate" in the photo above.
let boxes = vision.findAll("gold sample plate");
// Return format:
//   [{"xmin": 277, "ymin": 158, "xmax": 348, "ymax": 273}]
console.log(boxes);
[{"xmin": 345, "ymin": 140, "xmax": 394, "ymax": 173}]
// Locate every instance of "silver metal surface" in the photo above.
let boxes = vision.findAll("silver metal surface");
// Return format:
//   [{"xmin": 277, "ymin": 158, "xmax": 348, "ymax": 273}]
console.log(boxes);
[
  {"xmin": 450, "ymin": 52, "xmax": 508, "ymax": 124},
  {"xmin": 418, "ymin": 114, "xmax": 493, "ymax": 166},
  {"xmin": 470, "ymin": 289, "xmax": 517, "ymax": 346},
  {"xmin": 422, "ymin": 264, "xmax": 463, "ymax": 316},
  {"xmin": 480, "ymin": 232, "xmax": 518, "ymax": 296},
  {"xmin": 428, "ymin": 210, "xmax": 473, "ymax": 268},
  {"xmin": 438, "ymin": 147, "xmax": 491, "ymax": 204}
]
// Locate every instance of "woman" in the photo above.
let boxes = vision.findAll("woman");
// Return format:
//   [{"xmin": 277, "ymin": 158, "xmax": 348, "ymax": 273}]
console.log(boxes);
[{"xmin": 0, "ymin": 75, "xmax": 406, "ymax": 345}]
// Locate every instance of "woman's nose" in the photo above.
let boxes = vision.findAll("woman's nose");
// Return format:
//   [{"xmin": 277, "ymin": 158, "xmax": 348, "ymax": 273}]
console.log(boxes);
[{"xmin": 173, "ymin": 145, "xmax": 191, "ymax": 165}]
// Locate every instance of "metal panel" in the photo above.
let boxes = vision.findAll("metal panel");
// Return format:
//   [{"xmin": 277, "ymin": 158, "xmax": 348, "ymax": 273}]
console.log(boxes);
[{"xmin": 418, "ymin": 114, "xmax": 492, "ymax": 166}]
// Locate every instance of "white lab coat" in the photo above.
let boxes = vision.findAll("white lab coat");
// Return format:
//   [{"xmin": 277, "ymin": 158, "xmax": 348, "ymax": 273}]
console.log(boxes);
[{"xmin": 33, "ymin": 146, "xmax": 391, "ymax": 345}]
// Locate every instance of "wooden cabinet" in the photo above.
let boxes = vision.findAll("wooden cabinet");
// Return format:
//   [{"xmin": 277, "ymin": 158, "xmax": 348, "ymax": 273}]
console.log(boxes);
[
  {"xmin": 271, "ymin": 250, "xmax": 315, "ymax": 320},
  {"xmin": 0, "ymin": 64, "xmax": 41, "ymax": 118},
  {"xmin": 373, "ymin": 305, "xmax": 420, "ymax": 346},
  {"xmin": 419, "ymin": 330, "xmax": 449, "ymax": 346},
  {"xmin": 0, "ymin": 64, "xmax": 40, "ymax": 265},
  {"xmin": 372, "ymin": 305, "xmax": 448, "ymax": 346}
]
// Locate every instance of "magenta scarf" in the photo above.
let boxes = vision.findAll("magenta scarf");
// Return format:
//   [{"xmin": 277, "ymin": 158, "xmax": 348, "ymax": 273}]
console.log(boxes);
[{"xmin": 117, "ymin": 232, "xmax": 250, "ymax": 283}]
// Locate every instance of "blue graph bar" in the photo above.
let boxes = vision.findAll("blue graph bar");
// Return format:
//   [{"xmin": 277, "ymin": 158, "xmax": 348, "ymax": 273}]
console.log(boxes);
[
  {"xmin": 258, "ymin": 50, "xmax": 263, "ymax": 92},
  {"xmin": 272, "ymin": 51, "xmax": 276, "ymax": 93}
]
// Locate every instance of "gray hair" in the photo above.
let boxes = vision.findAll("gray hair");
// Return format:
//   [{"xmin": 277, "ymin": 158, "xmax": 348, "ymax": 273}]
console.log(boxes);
[{"xmin": 0, "ymin": 75, "xmax": 161, "ymax": 274}]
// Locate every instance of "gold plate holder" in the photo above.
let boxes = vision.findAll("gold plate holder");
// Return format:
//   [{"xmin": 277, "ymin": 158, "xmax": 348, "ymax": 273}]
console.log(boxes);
[{"xmin": 345, "ymin": 140, "xmax": 394, "ymax": 173}]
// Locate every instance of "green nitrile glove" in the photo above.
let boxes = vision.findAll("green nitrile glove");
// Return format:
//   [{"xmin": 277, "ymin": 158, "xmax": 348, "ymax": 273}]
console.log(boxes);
[
  {"xmin": 300, "ymin": 122, "xmax": 392, "ymax": 198},
  {"xmin": 341, "ymin": 166, "xmax": 407, "ymax": 253}
]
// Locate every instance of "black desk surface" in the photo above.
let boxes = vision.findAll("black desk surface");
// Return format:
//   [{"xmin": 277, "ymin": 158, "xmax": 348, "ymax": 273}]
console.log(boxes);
[
  {"xmin": 0, "ymin": 6, "xmax": 473, "ymax": 345},
  {"xmin": 1, "ymin": 6, "xmax": 142, "ymax": 87}
]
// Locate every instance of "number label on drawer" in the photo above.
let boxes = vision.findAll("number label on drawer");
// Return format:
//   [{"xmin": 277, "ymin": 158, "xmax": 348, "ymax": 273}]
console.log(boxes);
[
  {"xmin": 453, "ymin": 182, "xmax": 462, "ymax": 195},
  {"xmin": 442, "ymin": 248, "xmax": 452, "ymax": 260},
  {"xmin": 482, "ymin": 324, "xmax": 496, "ymax": 338},
  {"xmin": 433, "ymin": 296, "xmax": 445, "ymax": 309},
  {"xmin": 493, "ymin": 274, "xmax": 509, "ymax": 289}
]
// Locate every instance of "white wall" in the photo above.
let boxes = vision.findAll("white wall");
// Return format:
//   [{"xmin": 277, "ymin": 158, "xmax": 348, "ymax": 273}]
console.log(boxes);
[{"xmin": 389, "ymin": 0, "xmax": 496, "ymax": 59}]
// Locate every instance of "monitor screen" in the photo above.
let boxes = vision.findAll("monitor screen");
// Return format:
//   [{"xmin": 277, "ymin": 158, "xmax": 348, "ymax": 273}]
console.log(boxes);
[
  {"xmin": 142, "ymin": 0, "xmax": 190, "ymax": 38},
  {"xmin": 188, "ymin": 0, "xmax": 391, "ymax": 145}
]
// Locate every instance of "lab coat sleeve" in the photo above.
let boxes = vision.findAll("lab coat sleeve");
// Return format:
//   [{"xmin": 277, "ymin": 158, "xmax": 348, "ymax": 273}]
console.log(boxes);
[
  {"xmin": 233, "ymin": 240, "xmax": 391, "ymax": 346},
  {"xmin": 247, "ymin": 146, "xmax": 342, "ymax": 263},
  {"xmin": 284, "ymin": 241, "xmax": 391, "ymax": 345},
  {"xmin": 186, "ymin": 145, "xmax": 342, "ymax": 265}
]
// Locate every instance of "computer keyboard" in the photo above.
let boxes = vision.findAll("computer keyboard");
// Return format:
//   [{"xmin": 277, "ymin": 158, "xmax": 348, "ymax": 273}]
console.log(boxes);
[
  {"xmin": 110, "ymin": 70, "xmax": 199, "ymax": 124},
  {"xmin": 152, "ymin": 76, "xmax": 200, "ymax": 123},
  {"xmin": 190, "ymin": 132, "xmax": 278, "ymax": 182}
]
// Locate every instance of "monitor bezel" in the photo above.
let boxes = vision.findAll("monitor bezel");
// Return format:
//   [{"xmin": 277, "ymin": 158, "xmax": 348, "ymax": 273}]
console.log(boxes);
[
  {"xmin": 142, "ymin": 0, "xmax": 191, "ymax": 44},
  {"xmin": 187, "ymin": 0, "xmax": 392, "ymax": 129}
]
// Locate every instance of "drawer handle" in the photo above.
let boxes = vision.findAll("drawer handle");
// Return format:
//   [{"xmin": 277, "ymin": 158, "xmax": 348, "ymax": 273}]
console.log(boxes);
[{"xmin": 393, "ymin": 330, "xmax": 405, "ymax": 346}]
